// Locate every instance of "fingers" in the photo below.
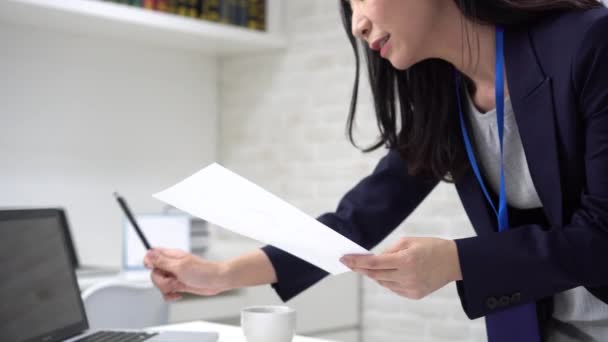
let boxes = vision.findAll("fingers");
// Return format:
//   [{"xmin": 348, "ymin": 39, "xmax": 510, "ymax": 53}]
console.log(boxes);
[
  {"xmin": 163, "ymin": 292, "xmax": 182, "ymax": 301},
  {"xmin": 389, "ymin": 288, "xmax": 411, "ymax": 298},
  {"xmin": 150, "ymin": 268, "xmax": 185, "ymax": 299},
  {"xmin": 144, "ymin": 248, "xmax": 180, "ymax": 269},
  {"xmin": 143, "ymin": 252, "xmax": 154, "ymax": 269},
  {"xmin": 149, "ymin": 267, "xmax": 221, "ymax": 299},
  {"xmin": 378, "ymin": 279, "xmax": 404, "ymax": 293},
  {"xmin": 341, "ymin": 253, "xmax": 400, "ymax": 270},
  {"xmin": 181, "ymin": 284, "xmax": 223, "ymax": 297},
  {"xmin": 376, "ymin": 279, "xmax": 407, "ymax": 297},
  {"xmin": 150, "ymin": 268, "xmax": 173, "ymax": 291},
  {"xmin": 145, "ymin": 249, "xmax": 182, "ymax": 274},
  {"xmin": 352, "ymin": 268, "xmax": 399, "ymax": 282},
  {"xmin": 155, "ymin": 248, "xmax": 187, "ymax": 258},
  {"xmin": 377, "ymin": 279, "xmax": 400, "ymax": 288},
  {"xmin": 377, "ymin": 280, "xmax": 423, "ymax": 300},
  {"xmin": 382, "ymin": 244, "xmax": 403, "ymax": 255}
]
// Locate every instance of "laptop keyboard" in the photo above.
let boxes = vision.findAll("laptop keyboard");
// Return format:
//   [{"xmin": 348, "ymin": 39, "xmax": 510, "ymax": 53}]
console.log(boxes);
[{"xmin": 74, "ymin": 331, "xmax": 158, "ymax": 342}]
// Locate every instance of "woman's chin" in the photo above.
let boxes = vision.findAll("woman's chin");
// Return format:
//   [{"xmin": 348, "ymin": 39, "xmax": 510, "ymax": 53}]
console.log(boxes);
[
  {"xmin": 391, "ymin": 62, "xmax": 409, "ymax": 71},
  {"xmin": 387, "ymin": 57, "xmax": 412, "ymax": 71},
  {"xmin": 383, "ymin": 51, "xmax": 415, "ymax": 71}
]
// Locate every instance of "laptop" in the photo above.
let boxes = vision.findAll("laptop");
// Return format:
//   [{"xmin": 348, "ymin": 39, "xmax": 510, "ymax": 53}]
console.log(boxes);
[
  {"xmin": 0, "ymin": 209, "xmax": 218, "ymax": 342},
  {"xmin": 0, "ymin": 207, "xmax": 119, "ymax": 276}
]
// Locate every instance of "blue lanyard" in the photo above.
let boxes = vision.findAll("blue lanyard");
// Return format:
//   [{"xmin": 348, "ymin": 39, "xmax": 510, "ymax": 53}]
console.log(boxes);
[{"xmin": 455, "ymin": 26, "xmax": 509, "ymax": 232}]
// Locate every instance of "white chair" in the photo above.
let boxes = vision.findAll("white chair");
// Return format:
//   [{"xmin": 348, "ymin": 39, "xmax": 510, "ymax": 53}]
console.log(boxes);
[{"xmin": 81, "ymin": 280, "xmax": 169, "ymax": 330}]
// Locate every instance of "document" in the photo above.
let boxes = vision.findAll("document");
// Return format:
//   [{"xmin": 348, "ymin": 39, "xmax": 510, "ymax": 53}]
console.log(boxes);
[{"xmin": 153, "ymin": 163, "xmax": 370, "ymax": 274}]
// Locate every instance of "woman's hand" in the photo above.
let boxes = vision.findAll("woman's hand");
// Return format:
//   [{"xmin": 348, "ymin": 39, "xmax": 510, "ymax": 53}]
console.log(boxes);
[
  {"xmin": 340, "ymin": 237, "xmax": 462, "ymax": 300},
  {"xmin": 143, "ymin": 248, "xmax": 231, "ymax": 301}
]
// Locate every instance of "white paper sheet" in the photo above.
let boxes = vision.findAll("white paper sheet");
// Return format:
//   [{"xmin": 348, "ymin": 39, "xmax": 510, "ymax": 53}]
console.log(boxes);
[{"xmin": 153, "ymin": 163, "xmax": 370, "ymax": 274}]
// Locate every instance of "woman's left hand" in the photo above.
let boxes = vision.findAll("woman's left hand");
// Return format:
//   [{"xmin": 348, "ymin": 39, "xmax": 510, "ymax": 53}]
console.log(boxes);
[{"xmin": 340, "ymin": 237, "xmax": 462, "ymax": 300}]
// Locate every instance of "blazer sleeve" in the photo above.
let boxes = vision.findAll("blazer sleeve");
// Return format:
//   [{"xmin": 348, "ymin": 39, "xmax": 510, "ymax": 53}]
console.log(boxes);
[
  {"xmin": 261, "ymin": 148, "xmax": 439, "ymax": 302},
  {"xmin": 454, "ymin": 15, "xmax": 608, "ymax": 319}
]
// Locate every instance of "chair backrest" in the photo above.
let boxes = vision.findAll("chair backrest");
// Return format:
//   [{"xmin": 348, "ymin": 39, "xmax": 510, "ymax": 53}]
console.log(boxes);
[{"xmin": 81, "ymin": 280, "xmax": 169, "ymax": 330}]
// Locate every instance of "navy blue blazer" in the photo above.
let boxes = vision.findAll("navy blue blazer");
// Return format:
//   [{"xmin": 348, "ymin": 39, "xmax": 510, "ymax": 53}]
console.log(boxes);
[{"xmin": 261, "ymin": 8, "xmax": 608, "ymax": 322}]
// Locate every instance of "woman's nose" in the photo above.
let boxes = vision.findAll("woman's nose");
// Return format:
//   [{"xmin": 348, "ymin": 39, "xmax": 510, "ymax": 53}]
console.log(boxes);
[{"xmin": 352, "ymin": 16, "xmax": 371, "ymax": 40}]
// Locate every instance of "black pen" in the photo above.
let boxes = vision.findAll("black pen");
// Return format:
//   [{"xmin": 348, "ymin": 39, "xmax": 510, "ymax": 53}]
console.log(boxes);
[{"xmin": 114, "ymin": 192, "xmax": 152, "ymax": 250}]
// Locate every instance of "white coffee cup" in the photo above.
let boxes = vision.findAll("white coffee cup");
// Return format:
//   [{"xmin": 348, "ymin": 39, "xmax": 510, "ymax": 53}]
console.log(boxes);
[{"xmin": 241, "ymin": 305, "xmax": 296, "ymax": 342}]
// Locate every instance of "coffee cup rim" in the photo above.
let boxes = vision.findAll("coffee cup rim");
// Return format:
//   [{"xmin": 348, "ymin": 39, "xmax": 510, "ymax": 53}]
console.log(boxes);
[{"xmin": 241, "ymin": 305, "xmax": 295, "ymax": 315}]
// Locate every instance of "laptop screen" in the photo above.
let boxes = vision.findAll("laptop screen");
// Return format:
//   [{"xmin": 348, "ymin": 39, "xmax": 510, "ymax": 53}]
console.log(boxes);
[
  {"xmin": 55, "ymin": 208, "xmax": 81, "ymax": 270},
  {"xmin": 0, "ymin": 209, "xmax": 88, "ymax": 342}
]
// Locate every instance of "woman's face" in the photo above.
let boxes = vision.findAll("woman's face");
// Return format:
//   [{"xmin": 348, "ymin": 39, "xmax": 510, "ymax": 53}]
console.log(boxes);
[{"xmin": 349, "ymin": 0, "xmax": 446, "ymax": 70}]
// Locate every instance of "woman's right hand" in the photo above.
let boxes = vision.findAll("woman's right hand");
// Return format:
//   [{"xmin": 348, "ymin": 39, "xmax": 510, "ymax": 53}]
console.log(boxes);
[{"xmin": 143, "ymin": 248, "xmax": 231, "ymax": 301}]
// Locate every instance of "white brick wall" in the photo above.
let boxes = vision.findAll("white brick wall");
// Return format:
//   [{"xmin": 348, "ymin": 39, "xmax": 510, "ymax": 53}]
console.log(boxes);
[{"xmin": 219, "ymin": 1, "xmax": 485, "ymax": 341}]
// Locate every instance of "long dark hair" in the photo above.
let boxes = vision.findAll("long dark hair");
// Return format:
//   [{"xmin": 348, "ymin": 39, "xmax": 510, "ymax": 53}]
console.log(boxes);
[{"xmin": 340, "ymin": 0, "xmax": 603, "ymax": 182}]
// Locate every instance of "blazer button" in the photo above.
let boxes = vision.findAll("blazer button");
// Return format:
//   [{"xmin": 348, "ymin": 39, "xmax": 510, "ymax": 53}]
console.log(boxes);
[
  {"xmin": 486, "ymin": 297, "xmax": 498, "ymax": 309},
  {"xmin": 511, "ymin": 292, "xmax": 521, "ymax": 304},
  {"xmin": 499, "ymin": 296, "xmax": 511, "ymax": 307}
]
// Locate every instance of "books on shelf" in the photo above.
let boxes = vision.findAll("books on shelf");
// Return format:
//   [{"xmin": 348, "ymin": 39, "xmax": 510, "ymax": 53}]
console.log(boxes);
[{"xmin": 102, "ymin": 0, "xmax": 266, "ymax": 31}]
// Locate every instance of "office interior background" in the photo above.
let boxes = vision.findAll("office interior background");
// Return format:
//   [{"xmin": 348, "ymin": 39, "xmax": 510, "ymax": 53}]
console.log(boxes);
[{"xmin": 3, "ymin": 1, "xmax": 605, "ymax": 341}]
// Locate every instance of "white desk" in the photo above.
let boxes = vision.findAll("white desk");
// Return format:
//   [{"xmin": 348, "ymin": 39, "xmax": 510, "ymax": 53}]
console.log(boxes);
[
  {"xmin": 148, "ymin": 321, "xmax": 335, "ymax": 342},
  {"xmin": 78, "ymin": 271, "xmax": 360, "ymax": 341},
  {"xmin": 77, "ymin": 270, "xmax": 149, "ymax": 290}
]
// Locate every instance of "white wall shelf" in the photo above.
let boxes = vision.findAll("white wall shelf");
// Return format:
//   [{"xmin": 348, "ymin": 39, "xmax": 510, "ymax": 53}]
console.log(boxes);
[{"xmin": 0, "ymin": 0, "xmax": 286, "ymax": 55}]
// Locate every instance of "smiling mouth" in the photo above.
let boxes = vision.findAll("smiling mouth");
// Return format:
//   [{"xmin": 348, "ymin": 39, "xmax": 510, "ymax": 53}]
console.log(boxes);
[
  {"xmin": 380, "ymin": 35, "xmax": 390, "ymax": 49},
  {"xmin": 379, "ymin": 35, "xmax": 391, "ymax": 58},
  {"xmin": 370, "ymin": 34, "xmax": 391, "ymax": 51}
]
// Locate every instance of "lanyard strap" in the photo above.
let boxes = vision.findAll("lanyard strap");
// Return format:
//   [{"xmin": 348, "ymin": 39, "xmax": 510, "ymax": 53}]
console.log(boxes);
[
  {"xmin": 455, "ymin": 26, "xmax": 509, "ymax": 232},
  {"xmin": 455, "ymin": 28, "xmax": 542, "ymax": 341}
]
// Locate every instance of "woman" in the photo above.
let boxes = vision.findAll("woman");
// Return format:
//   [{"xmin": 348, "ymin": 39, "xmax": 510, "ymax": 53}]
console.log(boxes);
[{"xmin": 144, "ymin": 1, "xmax": 608, "ymax": 341}]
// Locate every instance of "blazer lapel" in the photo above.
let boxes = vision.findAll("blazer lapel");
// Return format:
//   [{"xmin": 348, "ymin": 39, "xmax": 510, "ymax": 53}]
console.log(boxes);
[{"xmin": 504, "ymin": 28, "xmax": 564, "ymax": 227}]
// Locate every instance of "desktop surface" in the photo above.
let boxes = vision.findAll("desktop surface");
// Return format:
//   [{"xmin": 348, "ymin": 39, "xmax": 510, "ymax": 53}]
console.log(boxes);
[{"xmin": 148, "ymin": 321, "xmax": 335, "ymax": 342}]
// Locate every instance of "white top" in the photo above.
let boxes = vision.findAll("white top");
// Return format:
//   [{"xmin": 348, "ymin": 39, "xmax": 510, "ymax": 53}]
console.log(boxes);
[
  {"xmin": 465, "ymin": 91, "xmax": 542, "ymax": 209},
  {"xmin": 466, "ymin": 92, "xmax": 608, "ymax": 341}
]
